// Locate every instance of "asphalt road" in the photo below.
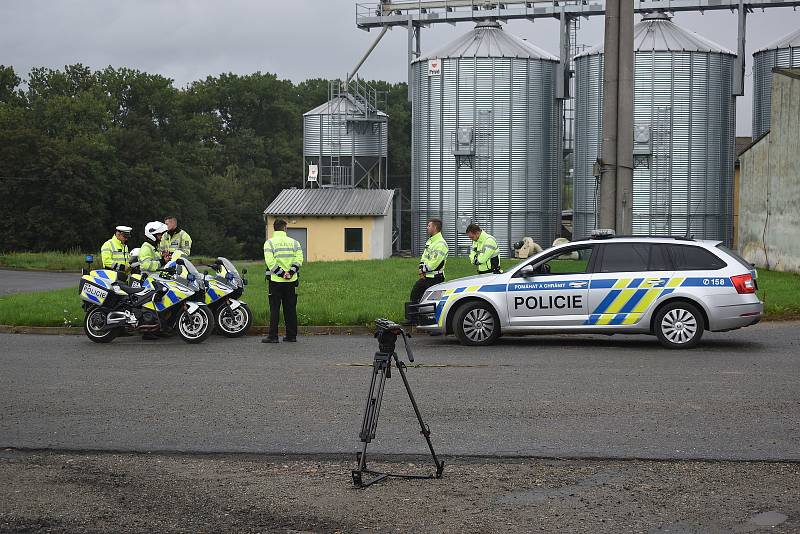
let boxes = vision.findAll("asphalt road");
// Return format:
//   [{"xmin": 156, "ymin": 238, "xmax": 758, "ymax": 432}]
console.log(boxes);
[
  {"xmin": 1, "ymin": 323, "xmax": 798, "ymax": 461},
  {"xmin": 0, "ymin": 269, "xmax": 77, "ymax": 296}
]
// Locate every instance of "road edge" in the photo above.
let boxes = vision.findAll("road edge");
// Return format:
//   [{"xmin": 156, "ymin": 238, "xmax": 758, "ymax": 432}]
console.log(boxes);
[{"xmin": 0, "ymin": 325, "xmax": 379, "ymax": 336}]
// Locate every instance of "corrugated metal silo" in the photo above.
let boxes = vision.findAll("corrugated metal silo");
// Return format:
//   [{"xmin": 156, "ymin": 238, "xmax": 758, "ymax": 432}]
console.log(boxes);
[
  {"xmin": 303, "ymin": 93, "xmax": 388, "ymax": 188},
  {"xmin": 574, "ymin": 12, "xmax": 736, "ymax": 245},
  {"xmin": 411, "ymin": 21, "xmax": 562, "ymax": 257},
  {"xmin": 752, "ymin": 28, "xmax": 800, "ymax": 139}
]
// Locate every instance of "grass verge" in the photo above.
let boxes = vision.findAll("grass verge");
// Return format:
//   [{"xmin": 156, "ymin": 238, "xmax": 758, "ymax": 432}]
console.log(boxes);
[
  {"xmin": 0, "ymin": 251, "xmax": 231, "ymax": 272},
  {"xmin": 0, "ymin": 258, "xmax": 515, "ymax": 327},
  {"xmin": 0, "ymin": 258, "xmax": 797, "ymax": 327}
]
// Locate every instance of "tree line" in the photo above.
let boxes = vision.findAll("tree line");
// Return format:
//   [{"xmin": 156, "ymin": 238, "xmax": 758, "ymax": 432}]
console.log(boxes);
[{"xmin": 0, "ymin": 64, "xmax": 411, "ymax": 259}]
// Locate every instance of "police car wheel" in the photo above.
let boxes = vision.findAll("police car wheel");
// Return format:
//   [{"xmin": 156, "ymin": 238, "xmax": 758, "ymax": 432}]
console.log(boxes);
[
  {"xmin": 654, "ymin": 301, "xmax": 704, "ymax": 349},
  {"xmin": 453, "ymin": 301, "xmax": 500, "ymax": 346}
]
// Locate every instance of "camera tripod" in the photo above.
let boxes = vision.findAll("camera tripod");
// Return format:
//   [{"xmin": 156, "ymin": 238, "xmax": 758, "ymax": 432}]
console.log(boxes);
[{"xmin": 352, "ymin": 319, "xmax": 445, "ymax": 488}]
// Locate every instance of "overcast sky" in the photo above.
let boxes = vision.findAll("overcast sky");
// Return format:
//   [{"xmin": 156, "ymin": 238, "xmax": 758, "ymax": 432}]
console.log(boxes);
[{"xmin": 2, "ymin": 1, "xmax": 799, "ymax": 135}]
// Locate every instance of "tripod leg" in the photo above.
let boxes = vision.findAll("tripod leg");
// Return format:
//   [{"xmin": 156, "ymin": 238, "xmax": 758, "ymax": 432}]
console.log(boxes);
[
  {"xmin": 393, "ymin": 353, "xmax": 445, "ymax": 478},
  {"xmin": 357, "ymin": 362, "xmax": 379, "ymax": 474},
  {"xmin": 356, "ymin": 353, "xmax": 390, "ymax": 474}
]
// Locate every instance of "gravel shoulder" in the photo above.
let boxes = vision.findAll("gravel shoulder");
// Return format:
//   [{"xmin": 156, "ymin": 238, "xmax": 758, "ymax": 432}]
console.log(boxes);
[{"xmin": 1, "ymin": 450, "xmax": 798, "ymax": 533}]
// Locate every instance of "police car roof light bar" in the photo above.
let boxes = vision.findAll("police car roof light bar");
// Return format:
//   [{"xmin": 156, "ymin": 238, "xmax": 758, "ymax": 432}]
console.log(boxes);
[
  {"xmin": 588, "ymin": 233, "xmax": 696, "ymax": 242},
  {"xmin": 590, "ymin": 229, "xmax": 616, "ymax": 239}
]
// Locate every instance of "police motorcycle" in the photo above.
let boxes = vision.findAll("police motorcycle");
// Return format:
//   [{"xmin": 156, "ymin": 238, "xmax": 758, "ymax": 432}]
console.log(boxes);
[
  {"xmin": 78, "ymin": 256, "xmax": 215, "ymax": 344},
  {"xmin": 201, "ymin": 257, "xmax": 253, "ymax": 337}
]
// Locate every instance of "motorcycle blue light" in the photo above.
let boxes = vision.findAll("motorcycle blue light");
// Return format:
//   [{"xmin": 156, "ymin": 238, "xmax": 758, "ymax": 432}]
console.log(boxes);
[
  {"xmin": 85, "ymin": 255, "xmax": 94, "ymax": 263},
  {"xmin": 226, "ymin": 273, "xmax": 234, "ymax": 281},
  {"xmin": 187, "ymin": 273, "xmax": 196, "ymax": 282}
]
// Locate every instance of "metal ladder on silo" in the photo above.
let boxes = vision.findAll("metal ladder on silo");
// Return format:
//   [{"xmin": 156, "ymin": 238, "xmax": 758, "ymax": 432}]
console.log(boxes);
[
  {"xmin": 474, "ymin": 110, "xmax": 494, "ymax": 223},
  {"xmin": 326, "ymin": 80, "xmax": 345, "ymax": 187},
  {"xmin": 563, "ymin": 15, "xmax": 583, "ymax": 159},
  {"xmin": 651, "ymin": 106, "xmax": 673, "ymax": 235},
  {"xmin": 346, "ymin": 77, "xmax": 388, "ymax": 189}
]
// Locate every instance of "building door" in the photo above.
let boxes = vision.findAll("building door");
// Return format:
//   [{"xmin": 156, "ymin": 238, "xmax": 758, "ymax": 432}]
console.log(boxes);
[{"xmin": 286, "ymin": 228, "xmax": 307, "ymax": 260}]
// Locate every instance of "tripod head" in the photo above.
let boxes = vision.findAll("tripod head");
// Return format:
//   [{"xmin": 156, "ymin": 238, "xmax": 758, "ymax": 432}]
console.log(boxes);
[{"xmin": 374, "ymin": 318, "xmax": 413, "ymax": 362}]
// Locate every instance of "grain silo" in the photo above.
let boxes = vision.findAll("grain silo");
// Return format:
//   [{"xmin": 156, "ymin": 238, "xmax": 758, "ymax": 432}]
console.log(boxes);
[
  {"xmin": 303, "ymin": 87, "xmax": 388, "ymax": 189},
  {"xmin": 574, "ymin": 12, "xmax": 736, "ymax": 244},
  {"xmin": 752, "ymin": 28, "xmax": 800, "ymax": 139},
  {"xmin": 411, "ymin": 20, "xmax": 562, "ymax": 257}
]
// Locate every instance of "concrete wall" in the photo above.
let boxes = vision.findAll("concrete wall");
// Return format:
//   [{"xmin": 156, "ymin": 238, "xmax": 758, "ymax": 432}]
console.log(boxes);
[
  {"xmin": 265, "ymin": 214, "xmax": 392, "ymax": 262},
  {"xmin": 738, "ymin": 69, "xmax": 800, "ymax": 272},
  {"xmin": 369, "ymin": 215, "xmax": 393, "ymax": 259}
]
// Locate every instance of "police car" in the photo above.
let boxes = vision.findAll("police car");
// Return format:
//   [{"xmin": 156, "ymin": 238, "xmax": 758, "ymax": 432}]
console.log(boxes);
[{"xmin": 408, "ymin": 233, "xmax": 762, "ymax": 349}]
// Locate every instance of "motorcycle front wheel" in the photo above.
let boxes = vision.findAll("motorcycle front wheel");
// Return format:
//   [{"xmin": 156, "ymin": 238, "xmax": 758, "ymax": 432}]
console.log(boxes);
[
  {"xmin": 176, "ymin": 305, "xmax": 214, "ymax": 344},
  {"xmin": 83, "ymin": 307, "xmax": 118, "ymax": 343},
  {"xmin": 215, "ymin": 302, "xmax": 253, "ymax": 338}
]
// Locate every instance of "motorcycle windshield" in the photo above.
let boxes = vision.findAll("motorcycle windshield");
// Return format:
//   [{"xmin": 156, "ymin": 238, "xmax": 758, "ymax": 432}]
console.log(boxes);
[
  {"xmin": 175, "ymin": 258, "xmax": 202, "ymax": 291},
  {"xmin": 217, "ymin": 257, "xmax": 241, "ymax": 285}
]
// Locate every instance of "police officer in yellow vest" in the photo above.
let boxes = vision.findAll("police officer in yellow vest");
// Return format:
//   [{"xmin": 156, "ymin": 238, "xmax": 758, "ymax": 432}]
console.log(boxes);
[
  {"xmin": 410, "ymin": 218, "xmax": 449, "ymax": 304},
  {"xmin": 140, "ymin": 221, "xmax": 169, "ymax": 274},
  {"xmin": 466, "ymin": 223, "xmax": 501, "ymax": 274},
  {"xmin": 101, "ymin": 225, "xmax": 132, "ymax": 273},
  {"xmin": 262, "ymin": 218, "xmax": 304, "ymax": 344},
  {"xmin": 160, "ymin": 216, "xmax": 192, "ymax": 261}
]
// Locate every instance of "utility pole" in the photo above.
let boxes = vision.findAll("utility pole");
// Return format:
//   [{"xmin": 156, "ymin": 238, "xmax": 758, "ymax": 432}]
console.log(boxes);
[
  {"xmin": 599, "ymin": 0, "xmax": 634, "ymax": 233},
  {"xmin": 599, "ymin": 0, "xmax": 620, "ymax": 230},
  {"xmin": 616, "ymin": 0, "xmax": 634, "ymax": 235}
]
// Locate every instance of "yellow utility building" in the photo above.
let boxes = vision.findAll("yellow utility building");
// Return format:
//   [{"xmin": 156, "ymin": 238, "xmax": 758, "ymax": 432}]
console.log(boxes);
[{"xmin": 263, "ymin": 188, "xmax": 394, "ymax": 262}]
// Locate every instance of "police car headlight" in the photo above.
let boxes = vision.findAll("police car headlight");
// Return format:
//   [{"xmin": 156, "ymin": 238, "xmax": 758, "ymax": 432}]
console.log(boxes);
[{"xmin": 424, "ymin": 290, "xmax": 444, "ymax": 302}]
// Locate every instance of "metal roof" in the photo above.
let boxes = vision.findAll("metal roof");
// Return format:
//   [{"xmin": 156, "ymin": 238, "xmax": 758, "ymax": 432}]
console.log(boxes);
[
  {"xmin": 576, "ymin": 12, "xmax": 734, "ymax": 58},
  {"xmin": 304, "ymin": 94, "xmax": 388, "ymax": 117},
  {"xmin": 264, "ymin": 188, "xmax": 394, "ymax": 217},
  {"xmin": 414, "ymin": 20, "xmax": 558, "ymax": 63},
  {"xmin": 756, "ymin": 27, "xmax": 800, "ymax": 53}
]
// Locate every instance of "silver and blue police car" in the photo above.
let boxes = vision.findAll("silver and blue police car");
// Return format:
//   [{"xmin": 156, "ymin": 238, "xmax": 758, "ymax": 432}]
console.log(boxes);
[{"xmin": 408, "ymin": 233, "xmax": 762, "ymax": 349}]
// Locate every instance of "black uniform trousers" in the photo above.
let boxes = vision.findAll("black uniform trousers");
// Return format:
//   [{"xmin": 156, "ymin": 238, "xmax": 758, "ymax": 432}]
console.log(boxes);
[
  {"xmin": 268, "ymin": 280, "xmax": 298, "ymax": 339},
  {"xmin": 410, "ymin": 273, "xmax": 445, "ymax": 304}
]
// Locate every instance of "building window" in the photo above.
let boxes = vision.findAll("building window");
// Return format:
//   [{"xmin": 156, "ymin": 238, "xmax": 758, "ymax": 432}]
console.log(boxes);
[{"xmin": 344, "ymin": 228, "xmax": 363, "ymax": 252}]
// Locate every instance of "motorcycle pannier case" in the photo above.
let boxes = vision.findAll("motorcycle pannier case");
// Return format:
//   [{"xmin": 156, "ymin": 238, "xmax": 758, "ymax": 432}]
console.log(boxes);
[{"xmin": 78, "ymin": 270, "xmax": 118, "ymax": 306}]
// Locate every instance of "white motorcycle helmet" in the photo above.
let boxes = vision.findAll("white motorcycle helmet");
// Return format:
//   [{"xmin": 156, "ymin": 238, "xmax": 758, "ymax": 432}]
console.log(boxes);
[
  {"xmin": 130, "ymin": 247, "xmax": 141, "ymax": 260},
  {"xmin": 144, "ymin": 221, "xmax": 168, "ymax": 242}
]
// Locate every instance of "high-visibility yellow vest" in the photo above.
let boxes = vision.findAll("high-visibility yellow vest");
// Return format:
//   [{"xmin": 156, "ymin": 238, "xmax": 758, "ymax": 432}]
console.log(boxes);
[
  {"xmin": 160, "ymin": 229, "xmax": 192, "ymax": 260},
  {"xmin": 138, "ymin": 241, "xmax": 161, "ymax": 273},
  {"xmin": 100, "ymin": 235, "xmax": 129, "ymax": 271},
  {"xmin": 264, "ymin": 231, "xmax": 304, "ymax": 283},
  {"xmin": 469, "ymin": 231, "xmax": 500, "ymax": 273},
  {"xmin": 419, "ymin": 232, "xmax": 448, "ymax": 278}
]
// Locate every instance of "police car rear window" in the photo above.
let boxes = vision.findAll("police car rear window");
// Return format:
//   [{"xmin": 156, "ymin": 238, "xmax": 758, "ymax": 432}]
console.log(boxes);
[
  {"xmin": 598, "ymin": 243, "xmax": 672, "ymax": 272},
  {"xmin": 668, "ymin": 245, "xmax": 726, "ymax": 270},
  {"xmin": 716, "ymin": 244, "xmax": 753, "ymax": 271}
]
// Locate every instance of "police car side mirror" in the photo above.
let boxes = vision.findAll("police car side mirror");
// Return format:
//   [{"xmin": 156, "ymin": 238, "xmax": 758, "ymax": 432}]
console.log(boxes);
[{"xmin": 520, "ymin": 265, "xmax": 536, "ymax": 278}]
